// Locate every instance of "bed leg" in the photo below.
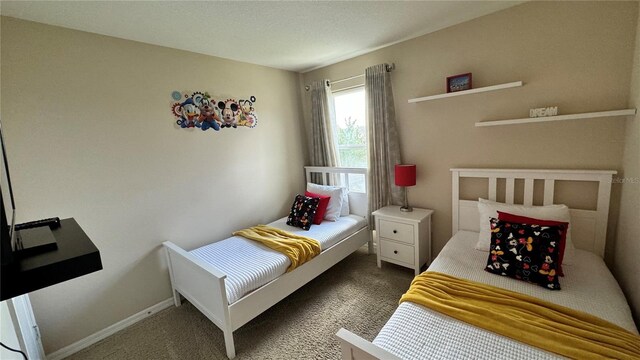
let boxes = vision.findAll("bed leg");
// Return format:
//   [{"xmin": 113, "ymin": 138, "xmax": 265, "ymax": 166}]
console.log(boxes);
[
  {"xmin": 367, "ymin": 229, "xmax": 375, "ymax": 255},
  {"xmin": 224, "ymin": 329, "xmax": 236, "ymax": 359},
  {"xmin": 173, "ymin": 289, "xmax": 182, "ymax": 307}
]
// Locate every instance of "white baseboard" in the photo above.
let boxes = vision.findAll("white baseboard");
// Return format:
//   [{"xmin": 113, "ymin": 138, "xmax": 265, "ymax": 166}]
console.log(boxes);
[{"xmin": 47, "ymin": 298, "xmax": 174, "ymax": 360}]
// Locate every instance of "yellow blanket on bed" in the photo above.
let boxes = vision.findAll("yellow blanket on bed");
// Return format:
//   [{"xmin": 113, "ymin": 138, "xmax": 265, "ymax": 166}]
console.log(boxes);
[
  {"xmin": 400, "ymin": 272, "xmax": 640, "ymax": 359},
  {"xmin": 233, "ymin": 225, "xmax": 320, "ymax": 272}
]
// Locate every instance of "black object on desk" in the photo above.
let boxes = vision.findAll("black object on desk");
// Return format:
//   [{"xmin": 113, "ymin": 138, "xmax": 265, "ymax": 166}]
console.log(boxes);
[
  {"xmin": 14, "ymin": 226, "xmax": 58, "ymax": 258},
  {"xmin": 13, "ymin": 217, "xmax": 61, "ymax": 257},
  {"xmin": 1, "ymin": 218, "xmax": 103, "ymax": 301}
]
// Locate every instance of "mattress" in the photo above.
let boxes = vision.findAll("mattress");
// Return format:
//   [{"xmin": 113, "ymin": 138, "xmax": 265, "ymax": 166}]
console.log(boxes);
[
  {"xmin": 190, "ymin": 215, "xmax": 367, "ymax": 304},
  {"xmin": 372, "ymin": 230, "xmax": 638, "ymax": 359}
]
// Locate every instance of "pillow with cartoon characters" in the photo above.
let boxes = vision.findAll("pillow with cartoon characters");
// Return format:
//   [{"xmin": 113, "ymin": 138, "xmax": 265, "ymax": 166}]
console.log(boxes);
[
  {"xmin": 286, "ymin": 195, "xmax": 320, "ymax": 231},
  {"xmin": 497, "ymin": 211, "xmax": 569, "ymax": 276},
  {"xmin": 485, "ymin": 217, "xmax": 564, "ymax": 290}
]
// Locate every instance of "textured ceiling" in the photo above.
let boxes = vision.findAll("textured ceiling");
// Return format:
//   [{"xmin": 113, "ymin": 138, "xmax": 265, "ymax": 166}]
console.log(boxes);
[{"xmin": 0, "ymin": 1, "xmax": 522, "ymax": 72}]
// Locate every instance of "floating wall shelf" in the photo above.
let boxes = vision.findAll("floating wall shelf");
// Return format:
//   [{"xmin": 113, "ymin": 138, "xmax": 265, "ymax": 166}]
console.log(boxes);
[
  {"xmin": 475, "ymin": 109, "xmax": 637, "ymax": 127},
  {"xmin": 408, "ymin": 81, "xmax": 523, "ymax": 103}
]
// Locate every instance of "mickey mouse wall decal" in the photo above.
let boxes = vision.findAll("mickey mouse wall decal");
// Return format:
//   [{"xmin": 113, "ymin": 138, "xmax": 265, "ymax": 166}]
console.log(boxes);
[
  {"xmin": 170, "ymin": 91, "xmax": 257, "ymax": 132},
  {"xmin": 218, "ymin": 99, "xmax": 240, "ymax": 128}
]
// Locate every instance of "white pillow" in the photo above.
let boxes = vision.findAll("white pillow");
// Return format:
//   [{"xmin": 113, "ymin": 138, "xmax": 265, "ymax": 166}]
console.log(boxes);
[
  {"xmin": 476, "ymin": 198, "xmax": 574, "ymax": 264},
  {"xmin": 340, "ymin": 189, "xmax": 350, "ymax": 217},
  {"xmin": 306, "ymin": 183, "xmax": 344, "ymax": 221}
]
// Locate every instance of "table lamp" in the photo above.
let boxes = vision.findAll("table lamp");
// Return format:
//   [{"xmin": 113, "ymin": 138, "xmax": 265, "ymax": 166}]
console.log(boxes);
[{"xmin": 395, "ymin": 164, "xmax": 416, "ymax": 212}]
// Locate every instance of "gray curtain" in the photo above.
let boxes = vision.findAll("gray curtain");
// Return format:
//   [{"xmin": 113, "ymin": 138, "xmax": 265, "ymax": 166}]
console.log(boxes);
[
  {"xmin": 365, "ymin": 64, "xmax": 402, "ymax": 219},
  {"xmin": 309, "ymin": 79, "xmax": 338, "ymax": 183}
]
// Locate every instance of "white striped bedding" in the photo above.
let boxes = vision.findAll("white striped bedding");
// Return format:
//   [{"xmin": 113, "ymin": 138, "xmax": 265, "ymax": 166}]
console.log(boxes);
[
  {"xmin": 372, "ymin": 230, "xmax": 638, "ymax": 360},
  {"xmin": 190, "ymin": 215, "xmax": 366, "ymax": 304}
]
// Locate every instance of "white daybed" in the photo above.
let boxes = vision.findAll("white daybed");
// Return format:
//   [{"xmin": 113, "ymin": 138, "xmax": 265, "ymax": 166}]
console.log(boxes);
[
  {"xmin": 337, "ymin": 168, "xmax": 639, "ymax": 360},
  {"xmin": 164, "ymin": 166, "xmax": 372, "ymax": 359}
]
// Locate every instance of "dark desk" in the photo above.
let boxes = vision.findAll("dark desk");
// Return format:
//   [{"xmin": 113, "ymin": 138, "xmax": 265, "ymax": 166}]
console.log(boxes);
[{"xmin": 1, "ymin": 218, "xmax": 103, "ymax": 301}]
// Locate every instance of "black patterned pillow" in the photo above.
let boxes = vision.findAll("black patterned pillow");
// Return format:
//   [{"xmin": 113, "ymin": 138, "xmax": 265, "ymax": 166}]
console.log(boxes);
[
  {"xmin": 485, "ymin": 218, "xmax": 562, "ymax": 290},
  {"xmin": 286, "ymin": 195, "xmax": 319, "ymax": 230}
]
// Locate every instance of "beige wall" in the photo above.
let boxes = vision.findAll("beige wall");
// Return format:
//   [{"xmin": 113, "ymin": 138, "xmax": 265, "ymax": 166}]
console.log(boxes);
[
  {"xmin": 0, "ymin": 302, "xmax": 22, "ymax": 360},
  {"xmin": 1, "ymin": 17, "xmax": 306, "ymax": 353},
  {"xmin": 303, "ymin": 0, "xmax": 637, "ymax": 302},
  {"xmin": 614, "ymin": 4, "xmax": 640, "ymax": 324}
]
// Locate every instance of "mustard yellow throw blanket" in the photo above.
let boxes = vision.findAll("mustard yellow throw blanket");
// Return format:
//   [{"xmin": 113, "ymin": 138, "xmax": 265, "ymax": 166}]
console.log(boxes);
[
  {"xmin": 233, "ymin": 225, "xmax": 320, "ymax": 272},
  {"xmin": 400, "ymin": 272, "xmax": 640, "ymax": 359}
]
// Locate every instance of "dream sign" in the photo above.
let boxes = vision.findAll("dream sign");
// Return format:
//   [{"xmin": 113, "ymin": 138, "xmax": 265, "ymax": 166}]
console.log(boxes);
[
  {"xmin": 529, "ymin": 106, "xmax": 558, "ymax": 118},
  {"xmin": 171, "ymin": 91, "xmax": 258, "ymax": 132}
]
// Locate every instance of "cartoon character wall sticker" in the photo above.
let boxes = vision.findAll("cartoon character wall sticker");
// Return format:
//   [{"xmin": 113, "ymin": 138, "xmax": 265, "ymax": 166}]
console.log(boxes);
[
  {"xmin": 238, "ymin": 99, "xmax": 257, "ymax": 128},
  {"xmin": 218, "ymin": 100, "xmax": 239, "ymax": 128},
  {"xmin": 171, "ymin": 91, "xmax": 257, "ymax": 132}
]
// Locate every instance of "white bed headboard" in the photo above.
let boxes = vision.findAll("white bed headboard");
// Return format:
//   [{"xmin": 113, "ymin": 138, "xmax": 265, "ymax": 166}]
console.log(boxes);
[
  {"xmin": 450, "ymin": 168, "xmax": 616, "ymax": 258},
  {"xmin": 304, "ymin": 166, "xmax": 368, "ymax": 219}
]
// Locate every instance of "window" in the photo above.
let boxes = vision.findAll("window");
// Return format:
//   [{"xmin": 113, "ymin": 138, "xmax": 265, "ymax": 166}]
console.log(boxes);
[
  {"xmin": 333, "ymin": 87, "xmax": 367, "ymax": 168},
  {"xmin": 332, "ymin": 87, "xmax": 366, "ymax": 192}
]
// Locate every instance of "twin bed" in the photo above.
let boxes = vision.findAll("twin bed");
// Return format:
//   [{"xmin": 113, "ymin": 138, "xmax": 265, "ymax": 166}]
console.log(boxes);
[
  {"xmin": 164, "ymin": 167, "xmax": 638, "ymax": 359},
  {"xmin": 337, "ymin": 168, "xmax": 639, "ymax": 359},
  {"xmin": 163, "ymin": 166, "xmax": 371, "ymax": 359}
]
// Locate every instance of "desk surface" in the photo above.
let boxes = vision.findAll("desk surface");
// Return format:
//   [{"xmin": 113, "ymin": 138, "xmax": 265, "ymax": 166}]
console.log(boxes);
[{"xmin": 1, "ymin": 218, "xmax": 102, "ymax": 301}]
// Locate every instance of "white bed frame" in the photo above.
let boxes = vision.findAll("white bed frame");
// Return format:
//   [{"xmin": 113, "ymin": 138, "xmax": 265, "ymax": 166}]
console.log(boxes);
[
  {"xmin": 163, "ymin": 166, "xmax": 372, "ymax": 359},
  {"xmin": 336, "ymin": 168, "xmax": 616, "ymax": 359},
  {"xmin": 451, "ymin": 168, "xmax": 616, "ymax": 258}
]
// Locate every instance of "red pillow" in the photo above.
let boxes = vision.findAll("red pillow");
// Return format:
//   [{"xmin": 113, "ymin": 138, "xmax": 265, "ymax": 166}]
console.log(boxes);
[
  {"xmin": 305, "ymin": 191, "xmax": 330, "ymax": 225},
  {"xmin": 498, "ymin": 211, "xmax": 569, "ymax": 276}
]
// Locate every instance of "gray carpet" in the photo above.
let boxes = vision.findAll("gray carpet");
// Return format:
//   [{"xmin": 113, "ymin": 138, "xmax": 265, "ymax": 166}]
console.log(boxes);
[{"xmin": 66, "ymin": 247, "xmax": 414, "ymax": 359}]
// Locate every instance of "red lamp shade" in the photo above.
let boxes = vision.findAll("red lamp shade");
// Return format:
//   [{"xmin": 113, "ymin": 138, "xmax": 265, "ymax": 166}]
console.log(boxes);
[{"xmin": 395, "ymin": 164, "xmax": 416, "ymax": 187}]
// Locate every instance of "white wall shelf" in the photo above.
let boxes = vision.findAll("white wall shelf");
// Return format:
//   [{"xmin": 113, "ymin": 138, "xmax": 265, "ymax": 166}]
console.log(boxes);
[
  {"xmin": 408, "ymin": 81, "xmax": 523, "ymax": 103},
  {"xmin": 475, "ymin": 108, "xmax": 637, "ymax": 127}
]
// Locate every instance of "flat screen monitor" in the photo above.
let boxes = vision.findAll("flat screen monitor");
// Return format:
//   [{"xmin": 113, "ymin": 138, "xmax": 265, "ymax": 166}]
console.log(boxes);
[{"xmin": 1, "ymin": 121, "xmax": 16, "ymax": 266}]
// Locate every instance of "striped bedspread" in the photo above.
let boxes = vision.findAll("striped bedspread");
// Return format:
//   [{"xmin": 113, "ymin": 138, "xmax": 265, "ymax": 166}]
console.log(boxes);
[{"xmin": 190, "ymin": 215, "xmax": 366, "ymax": 304}]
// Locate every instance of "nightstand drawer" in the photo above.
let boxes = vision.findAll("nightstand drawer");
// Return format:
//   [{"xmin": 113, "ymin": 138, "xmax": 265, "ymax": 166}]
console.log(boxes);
[
  {"xmin": 379, "ymin": 240, "xmax": 414, "ymax": 265},
  {"xmin": 379, "ymin": 219, "xmax": 414, "ymax": 244}
]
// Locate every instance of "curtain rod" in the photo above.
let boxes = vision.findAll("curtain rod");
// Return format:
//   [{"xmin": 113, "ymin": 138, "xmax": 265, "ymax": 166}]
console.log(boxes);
[
  {"xmin": 332, "ymin": 73, "xmax": 364, "ymax": 85},
  {"xmin": 305, "ymin": 63, "xmax": 395, "ymax": 91}
]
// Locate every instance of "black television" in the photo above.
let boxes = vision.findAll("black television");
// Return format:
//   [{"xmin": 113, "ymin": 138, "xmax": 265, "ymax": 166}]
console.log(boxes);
[{"xmin": 1, "ymin": 121, "xmax": 17, "ymax": 267}]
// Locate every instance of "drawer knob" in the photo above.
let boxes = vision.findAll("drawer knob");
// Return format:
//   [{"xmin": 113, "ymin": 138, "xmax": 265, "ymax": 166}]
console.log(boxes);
[
  {"xmin": 393, "ymin": 230, "xmax": 397, "ymax": 234},
  {"xmin": 394, "ymin": 250, "xmax": 398, "ymax": 254}
]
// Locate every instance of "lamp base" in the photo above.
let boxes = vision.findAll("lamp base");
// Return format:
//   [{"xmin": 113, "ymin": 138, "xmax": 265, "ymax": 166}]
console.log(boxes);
[{"xmin": 400, "ymin": 206, "xmax": 413, "ymax": 212}]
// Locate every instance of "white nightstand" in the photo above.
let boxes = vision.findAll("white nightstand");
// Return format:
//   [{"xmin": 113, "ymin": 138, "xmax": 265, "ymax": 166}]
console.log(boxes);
[{"xmin": 373, "ymin": 206, "xmax": 433, "ymax": 275}]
